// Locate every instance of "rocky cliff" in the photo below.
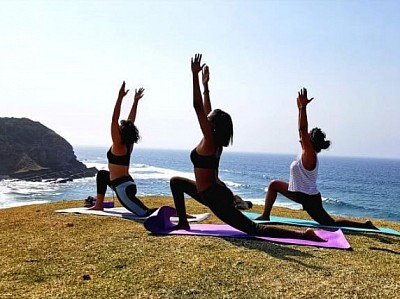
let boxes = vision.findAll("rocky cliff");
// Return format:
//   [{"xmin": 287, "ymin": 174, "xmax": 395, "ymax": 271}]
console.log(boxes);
[{"xmin": 0, "ymin": 117, "xmax": 97, "ymax": 182}]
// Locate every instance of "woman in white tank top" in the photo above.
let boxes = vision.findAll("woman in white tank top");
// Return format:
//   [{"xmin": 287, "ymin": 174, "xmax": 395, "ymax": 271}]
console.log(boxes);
[{"xmin": 256, "ymin": 88, "xmax": 377, "ymax": 229}]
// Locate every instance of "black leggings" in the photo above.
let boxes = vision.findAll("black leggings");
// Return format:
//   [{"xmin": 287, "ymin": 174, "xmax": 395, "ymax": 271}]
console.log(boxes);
[
  {"xmin": 170, "ymin": 176, "xmax": 304, "ymax": 238},
  {"xmin": 96, "ymin": 170, "xmax": 154, "ymax": 217},
  {"xmin": 291, "ymin": 192, "xmax": 335, "ymax": 225},
  {"xmin": 96, "ymin": 170, "xmax": 113, "ymax": 195}
]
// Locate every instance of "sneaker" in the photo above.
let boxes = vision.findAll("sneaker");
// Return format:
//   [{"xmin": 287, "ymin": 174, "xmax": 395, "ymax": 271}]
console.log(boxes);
[{"xmin": 233, "ymin": 195, "xmax": 253, "ymax": 210}]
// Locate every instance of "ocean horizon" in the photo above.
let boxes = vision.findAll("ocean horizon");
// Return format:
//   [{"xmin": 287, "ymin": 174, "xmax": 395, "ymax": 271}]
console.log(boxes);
[{"xmin": 0, "ymin": 146, "xmax": 399, "ymax": 223}]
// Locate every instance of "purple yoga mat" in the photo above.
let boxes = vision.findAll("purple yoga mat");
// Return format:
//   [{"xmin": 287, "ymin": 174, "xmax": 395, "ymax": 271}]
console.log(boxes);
[{"xmin": 144, "ymin": 206, "xmax": 351, "ymax": 250}]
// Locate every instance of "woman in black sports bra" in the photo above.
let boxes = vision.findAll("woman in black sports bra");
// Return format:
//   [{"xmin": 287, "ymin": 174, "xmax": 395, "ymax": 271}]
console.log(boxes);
[
  {"xmin": 90, "ymin": 81, "xmax": 155, "ymax": 217},
  {"xmin": 169, "ymin": 54, "xmax": 324, "ymax": 241}
]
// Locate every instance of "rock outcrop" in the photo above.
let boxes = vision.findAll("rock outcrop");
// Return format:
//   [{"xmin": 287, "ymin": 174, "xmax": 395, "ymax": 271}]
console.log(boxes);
[{"xmin": 0, "ymin": 117, "xmax": 97, "ymax": 182}]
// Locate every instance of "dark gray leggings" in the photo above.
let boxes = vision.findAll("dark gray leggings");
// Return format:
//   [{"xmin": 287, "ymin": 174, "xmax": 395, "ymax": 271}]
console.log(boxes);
[
  {"xmin": 170, "ymin": 176, "xmax": 304, "ymax": 238},
  {"xmin": 95, "ymin": 170, "xmax": 154, "ymax": 217}
]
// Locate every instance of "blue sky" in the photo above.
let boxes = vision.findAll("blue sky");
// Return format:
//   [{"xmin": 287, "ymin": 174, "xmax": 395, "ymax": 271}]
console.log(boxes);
[{"xmin": 1, "ymin": 0, "xmax": 399, "ymax": 159}]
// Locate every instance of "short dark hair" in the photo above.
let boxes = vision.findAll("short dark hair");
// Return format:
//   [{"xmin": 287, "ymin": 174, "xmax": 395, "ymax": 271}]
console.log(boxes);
[
  {"xmin": 120, "ymin": 120, "xmax": 140, "ymax": 145},
  {"xmin": 210, "ymin": 109, "xmax": 233, "ymax": 147},
  {"xmin": 310, "ymin": 127, "xmax": 330, "ymax": 153}
]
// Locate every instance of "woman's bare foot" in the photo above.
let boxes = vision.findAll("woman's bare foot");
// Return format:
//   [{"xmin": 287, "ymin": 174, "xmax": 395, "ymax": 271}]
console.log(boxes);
[
  {"xmin": 304, "ymin": 229, "xmax": 327, "ymax": 242},
  {"xmin": 255, "ymin": 214, "xmax": 270, "ymax": 221},
  {"xmin": 88, "ymin": 205, "xmax": 104, "ymax": 211},
  {"xmin": 172, "ymin": 222, "xmax": 190, "ymax": 231}
]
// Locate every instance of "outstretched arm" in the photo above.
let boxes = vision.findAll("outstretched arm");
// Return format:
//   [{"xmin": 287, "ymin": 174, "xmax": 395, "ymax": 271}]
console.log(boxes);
[
  {"xmin": 111, "ymin": 81, "xmax": 129, "ymax": 145},
  {"xmin": 191, "ymin": 54, "xmax": 214, "ymax": 143},
  {"xmin": 202, "ymin": 65, "xmax": 211, "ymax": 115},
  {"xmin": 297, "ymin": 88, "xmax": 312, "ymax": 138},
  {"xmin": 297, "ymin": 88, "xmax": 316, "ymax": 170},
  {"xmin": 127, "ymin": 88, "xmax": 145, "ymax": 122}
]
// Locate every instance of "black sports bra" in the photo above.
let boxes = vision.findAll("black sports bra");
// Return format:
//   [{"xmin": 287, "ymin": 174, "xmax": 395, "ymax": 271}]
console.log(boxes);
[
  {"xmin": 107, "ymin": 145, "xmax": 131, "ymax": 166},
  {"xmin": 190, "ymin": 148, "xmax": 220, "ymax": 170}
]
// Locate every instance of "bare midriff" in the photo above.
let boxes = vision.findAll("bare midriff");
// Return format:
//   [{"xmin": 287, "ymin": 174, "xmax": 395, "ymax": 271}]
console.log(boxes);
[
  {"xmin": 194, "ymin": 168, "xmax": 219, "ymax": 192},
  {"xmin": 108, "ymin": 163, "xmax": 130, "ymax": 181}
]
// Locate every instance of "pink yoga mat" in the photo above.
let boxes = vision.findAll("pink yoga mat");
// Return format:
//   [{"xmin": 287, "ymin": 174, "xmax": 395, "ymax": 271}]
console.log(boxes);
[{"xmin": 144, "ymin": 206, "xmax": 351, "ymax": 250}]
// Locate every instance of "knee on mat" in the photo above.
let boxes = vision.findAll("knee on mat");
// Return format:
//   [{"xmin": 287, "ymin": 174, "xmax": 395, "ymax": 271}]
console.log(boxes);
[
  {"xmin": 315, "ymin": 218, "xmax": 335, "ymax": 226},
  {"xmin": 324, "ymin": 220, "xmax": 336, "ymax": 226}
]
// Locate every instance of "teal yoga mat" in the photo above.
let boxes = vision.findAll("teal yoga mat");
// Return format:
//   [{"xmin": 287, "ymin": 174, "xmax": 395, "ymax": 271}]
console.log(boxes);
[{"xmin": 243, "ymin": 212, "xmax": 400, "ymax": 236}]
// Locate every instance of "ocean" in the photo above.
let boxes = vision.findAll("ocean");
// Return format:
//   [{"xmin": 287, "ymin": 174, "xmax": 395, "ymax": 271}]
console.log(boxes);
[{"xmin": 0, "ymin": 146, "xmax": 399, "ymax": 222}]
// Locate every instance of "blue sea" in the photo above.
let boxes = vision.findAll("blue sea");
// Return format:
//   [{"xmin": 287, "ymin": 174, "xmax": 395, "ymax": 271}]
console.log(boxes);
[{"xmin": 0, "ymin": 147, "xmax": 399, "ymax": 222}]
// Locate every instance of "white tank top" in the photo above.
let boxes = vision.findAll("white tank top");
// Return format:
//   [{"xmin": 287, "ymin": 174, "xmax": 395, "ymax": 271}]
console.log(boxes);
[{"xmin": 288, "ymin": 156, "xmax": 319, "ymax": 195}]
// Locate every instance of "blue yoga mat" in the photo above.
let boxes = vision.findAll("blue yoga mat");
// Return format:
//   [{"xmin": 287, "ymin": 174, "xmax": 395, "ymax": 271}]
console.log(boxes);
[{"xmin": 243, "ymin": 212, "xmax": 400, "ymax": 236}]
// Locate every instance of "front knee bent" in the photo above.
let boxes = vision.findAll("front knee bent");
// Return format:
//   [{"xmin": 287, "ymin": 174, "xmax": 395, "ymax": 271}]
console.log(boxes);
[
  {"xmin": 268, "ymin": 180, "xmax": 280, "ymax": 192},
  {"xmin": 170, "ymin": 176, "xmax": 184, "ymax": 189}
]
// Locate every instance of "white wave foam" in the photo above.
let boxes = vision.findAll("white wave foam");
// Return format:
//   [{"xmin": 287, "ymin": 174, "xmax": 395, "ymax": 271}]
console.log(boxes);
[
  {"xmin": 130, "ymin": 165, "xmax": 194, "ymax": 181},
  {"xmin": 83, "ymin": 162, "xmax": 108, "ymax": 170},
  {"xmin": 224, "ymin": 181, "xmax": 246, "ymax": 188},
  {"xmin": 0, "ymin": 180, "xmax": 58, "ymax": 195},
  {"xmin": 83, "ymin": 163, "xmax": 245, "ymax": 189},
  {"xmin": 251, "ymin": 197, "xmax": 302, "ymax": 211},
  {"xmin": 0, "ymin": 200, "xmax": 49, "ymax": 209}
]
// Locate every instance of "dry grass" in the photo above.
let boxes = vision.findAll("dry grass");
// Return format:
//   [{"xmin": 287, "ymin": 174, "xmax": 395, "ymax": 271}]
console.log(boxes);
[{"xmin": 0, "ymin": 196, "xmax": 399, "ymax": 299}]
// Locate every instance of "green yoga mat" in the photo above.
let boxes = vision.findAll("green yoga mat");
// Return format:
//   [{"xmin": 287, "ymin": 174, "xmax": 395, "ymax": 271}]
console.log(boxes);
[{"xmin": 243, "ymin": 212, "xmax": 400, "ymax": 236}]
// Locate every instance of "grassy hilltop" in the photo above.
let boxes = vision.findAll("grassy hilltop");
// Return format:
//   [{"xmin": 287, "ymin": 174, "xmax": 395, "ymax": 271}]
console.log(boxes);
[{"xmin": 0, "ymin": 196, "xmax": 399, "ymax": 299}]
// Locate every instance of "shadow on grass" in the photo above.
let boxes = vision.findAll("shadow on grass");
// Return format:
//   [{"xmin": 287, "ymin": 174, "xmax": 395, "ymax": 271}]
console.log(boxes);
[
  {"xmin": 343, "ymin": 230, "xmax": 400, "ymax": 244},
  {"xmin": 149, "ymin": 232, "xmax": 327, "ymax": 271},
  {"xmin": 224, "ymin": 237, "xmax": 327, "ymax": 271},
  {"xmin": 369, "ymin": 246, "xmax": 400, "ymax": 255},
  {"xmin": 338, "ymin": 231, "xmax": 400, "ymax": 255}
]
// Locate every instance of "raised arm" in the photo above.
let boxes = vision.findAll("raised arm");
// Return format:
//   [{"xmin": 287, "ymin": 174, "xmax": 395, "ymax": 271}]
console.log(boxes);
[
  {"xmin": 111, "ymin": 81, "xmax": 129, "ymax": 145},
  {"xmin": 297, "ymin": 88, "xmax": 316, "ymax": 170},
  {"xmin": 191, "ymin": 54, "xmax": 214, "ymax": 143},
  {"xmin": 127, "ymin": 88, "xmax": 145, "ymax": 122},
  {"xmin": 202, "ymin": 65, "xmax": 211, "ymax": 115}
]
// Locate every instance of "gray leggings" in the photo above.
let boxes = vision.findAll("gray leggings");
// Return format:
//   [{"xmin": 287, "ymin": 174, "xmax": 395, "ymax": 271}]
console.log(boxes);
[{"xmin": 96, "ymin": 170, "xmax": 154, "ymax": 217}]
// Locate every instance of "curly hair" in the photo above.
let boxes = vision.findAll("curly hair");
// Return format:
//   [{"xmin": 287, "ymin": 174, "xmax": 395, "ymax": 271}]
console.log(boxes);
[
  {"xmin": 310, "ymin": 127, "xmax": 331, "ymax": 153},
  {"xmin": 120, "ymin": 120, "xmax": 140, "ymax": 145}
]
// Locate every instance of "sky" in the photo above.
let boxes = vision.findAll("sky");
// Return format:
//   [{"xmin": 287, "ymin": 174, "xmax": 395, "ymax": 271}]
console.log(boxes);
[{"xmin": 0, "ymin": 0, "xmax": 399, "ymax": 159}]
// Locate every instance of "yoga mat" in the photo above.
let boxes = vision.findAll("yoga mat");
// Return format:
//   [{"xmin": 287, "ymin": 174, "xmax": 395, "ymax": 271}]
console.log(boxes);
[
  {"xmin": 144, "ymin": 206, "xmax": 351, "ymax": 250},
  {"xmin": 243, "ymin": 212, "xmax": 400, "ymax": 236},
  {"xmin": 55, "ymin": 207, "xmax": 210, "ymax": 222}
]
